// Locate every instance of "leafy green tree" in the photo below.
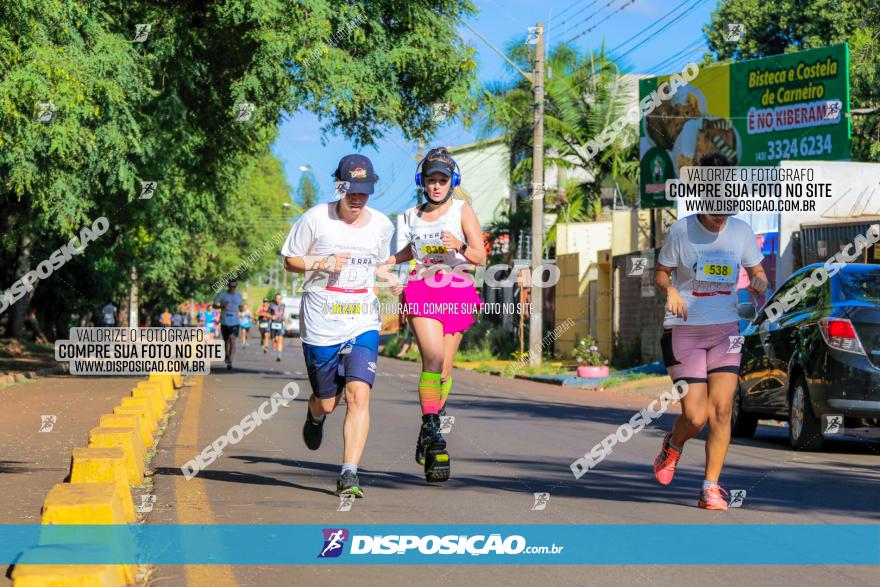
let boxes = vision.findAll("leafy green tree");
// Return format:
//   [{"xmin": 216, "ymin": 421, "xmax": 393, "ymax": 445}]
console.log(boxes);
[
  {"xmin": 297, "ymin": 169, "xmax": 320, "ymax": 209},
  {"xmin": 704, "ymin": 0, "xmax": 879, "ymax": 159},
  {"xmin": 0, "ymin": 0, "xmax": 148, "ymax": 335},
  {"xmin": 1, "ymin": 0, "xmax": 480, "ymax": 338}
]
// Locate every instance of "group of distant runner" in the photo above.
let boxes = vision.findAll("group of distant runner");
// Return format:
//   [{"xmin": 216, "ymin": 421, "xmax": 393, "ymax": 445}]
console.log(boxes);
[{"xmin": 150, "ymin": 288, "xmax": 288, "ymax": 370}]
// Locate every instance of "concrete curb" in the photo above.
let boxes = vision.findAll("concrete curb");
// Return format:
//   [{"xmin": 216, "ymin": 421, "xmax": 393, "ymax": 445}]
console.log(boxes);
[
  {"xmin": 1, "ymin": 364, "xmax": 70, "ymax": 388},
  {"xmin": 514, "ymin": 373, "xmax": 609, "ymax": 388},
  {"xmin": 11, "ymin": 371, "xmax": 182, "ymax": 586}
]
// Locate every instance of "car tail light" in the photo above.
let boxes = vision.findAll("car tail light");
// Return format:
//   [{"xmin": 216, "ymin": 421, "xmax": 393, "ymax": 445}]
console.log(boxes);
[{"xmin": 819, "ymin": 317, "xmax": 866, "ymax": 355}]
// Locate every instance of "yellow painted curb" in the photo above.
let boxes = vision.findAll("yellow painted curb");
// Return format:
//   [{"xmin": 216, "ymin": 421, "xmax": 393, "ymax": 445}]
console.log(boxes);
[
  {"xmin": 130, "ymin": 386, "xmax": 165, "ymax": 419},
  {"xmin": 99, "ymin": 413, "xmax": 152, "ymax": 450},
  {"xmin": 41, "ymin": 483, "xmax": 128, "ymax": 525},
  {"xmin": 87, "ymin": 428, "xmax": 145, "ymax": 485},
  {"xmin": 147, "ymin": 373, "xmax": 174, "ymax": 400},
  {"xmin": 119, "ymin": 397, "xmax": 157, "ymax": 429},
  {"xmin": 12, "ymin": 562, "xmax": 126, "ymax": 587},
  {"xmin": 112, "ymin": 406, "xmax": 156, "ymax": 435},
  {"xmin": 69, "ymin": 447, "xmax": 136, "ymax": 523},
  {"xmin": 135, "ymin": 381, "xmax": 168, "ymax": 411}
]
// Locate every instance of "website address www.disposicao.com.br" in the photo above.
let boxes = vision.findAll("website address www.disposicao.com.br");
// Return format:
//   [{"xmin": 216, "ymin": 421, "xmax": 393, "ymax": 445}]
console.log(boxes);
[{"xmin": 318, "ymin": 529, "xmax": 564, "ymax": 559}]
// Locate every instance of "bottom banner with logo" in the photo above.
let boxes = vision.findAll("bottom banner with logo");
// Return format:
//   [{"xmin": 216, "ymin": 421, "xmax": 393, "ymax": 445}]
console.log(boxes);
[{"xmin": 1, "ymin": 525, "xmax": 878, "ymax": 564}]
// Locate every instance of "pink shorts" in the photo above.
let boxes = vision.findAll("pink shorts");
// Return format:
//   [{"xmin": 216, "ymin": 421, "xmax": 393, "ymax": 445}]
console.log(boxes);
[
  {"xmin": 403, "ymin": 271, "xmax": 481, "ymax": 335},
  {"xmin": 660, "ymin": 322, "xmax": 742, "ymax": 383}
]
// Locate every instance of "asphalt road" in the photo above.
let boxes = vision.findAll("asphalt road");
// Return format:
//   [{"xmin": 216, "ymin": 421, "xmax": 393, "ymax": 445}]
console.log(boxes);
[{"xmin": 148, "ymin": 340, "xmax": 880, "ymax": 587}]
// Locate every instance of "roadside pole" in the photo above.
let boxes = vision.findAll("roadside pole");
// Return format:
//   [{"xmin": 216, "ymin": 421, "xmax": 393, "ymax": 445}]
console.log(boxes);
[
  {"xmin": 529, "ymin": 23, "xmax": 544, "ymax": 368},
  {"xmin": 459, "ymin": 19, "xmax": 545, "ymax": 368}
]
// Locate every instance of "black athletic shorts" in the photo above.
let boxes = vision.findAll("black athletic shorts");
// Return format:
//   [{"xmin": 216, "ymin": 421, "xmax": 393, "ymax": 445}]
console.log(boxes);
[{"xmin": 221, "ymin": 324, "xmax": 240, "ymax": 339}]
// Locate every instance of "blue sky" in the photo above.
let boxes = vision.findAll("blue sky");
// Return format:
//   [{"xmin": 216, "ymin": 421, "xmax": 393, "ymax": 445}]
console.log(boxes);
[{"xmin": 272, "ymin": 0, "xmax": 718, "ymax": 215}]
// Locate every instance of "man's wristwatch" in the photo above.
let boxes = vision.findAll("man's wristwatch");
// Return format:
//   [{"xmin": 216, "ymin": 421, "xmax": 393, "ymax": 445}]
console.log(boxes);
[{"xmin": 459, "ymin": 242, "xmax": 468, "ymax": 255}]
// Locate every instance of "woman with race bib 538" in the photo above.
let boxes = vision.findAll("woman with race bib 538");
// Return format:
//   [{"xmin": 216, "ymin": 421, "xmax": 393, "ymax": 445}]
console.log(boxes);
[{"xmin": 652, "ymin": 211, "xmax": 768, "ymax": 510}]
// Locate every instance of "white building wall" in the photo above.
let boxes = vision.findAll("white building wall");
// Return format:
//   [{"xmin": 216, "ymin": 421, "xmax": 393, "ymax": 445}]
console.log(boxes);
[{"xmin": 448, "ymin": 139, "xmax": 510, "ymax": 229}]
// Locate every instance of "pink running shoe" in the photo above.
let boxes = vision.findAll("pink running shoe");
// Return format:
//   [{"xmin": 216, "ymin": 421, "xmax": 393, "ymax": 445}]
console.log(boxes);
[
  {"xmin": 698, "ymin": 484, "xmax": 730, "ymax": 510},
  {"xmin": 653, "ymin": 432, "xmax": 682, "ymax": 485}
]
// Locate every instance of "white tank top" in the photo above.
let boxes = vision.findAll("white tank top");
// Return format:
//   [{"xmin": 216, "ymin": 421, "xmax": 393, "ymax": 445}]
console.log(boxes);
[{"xmin": 403, "ymin": 199, "xmax": 468, "ymax": 268}]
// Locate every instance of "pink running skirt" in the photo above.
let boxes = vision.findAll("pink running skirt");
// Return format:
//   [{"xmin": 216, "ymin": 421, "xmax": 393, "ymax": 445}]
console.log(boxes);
[
  {"xmin": 660, "ymin": 322, "xmax": 742, "ymax": 383},
  {"xmin": 403, "ymin": 270, "xmax": 481, "ymax": 335}
]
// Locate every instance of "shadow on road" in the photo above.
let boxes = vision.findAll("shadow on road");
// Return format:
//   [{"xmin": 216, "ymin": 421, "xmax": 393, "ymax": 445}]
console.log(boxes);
[
  {"xmin": 152, "ymin": 465, "xmax": 335, "ymax": 496},
  {"xmin": 0, "ymin": 461, "xmax": 34, "ymax": 474}
]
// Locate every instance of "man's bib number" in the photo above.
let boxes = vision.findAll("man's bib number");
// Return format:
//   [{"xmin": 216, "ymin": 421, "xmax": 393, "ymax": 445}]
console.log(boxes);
[
  {"xmin": 327, "ymin": 302, "xmax": 362, "ymax": 321},
  {"xmin": 271, "ymin": 322, "xmax": 283, "ymax": 330}
]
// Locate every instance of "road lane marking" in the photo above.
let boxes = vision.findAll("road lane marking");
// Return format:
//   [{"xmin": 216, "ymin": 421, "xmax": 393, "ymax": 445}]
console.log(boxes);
[{"xmin": 174, "ymin": 376, "xmax": 238, "ymax": 586}]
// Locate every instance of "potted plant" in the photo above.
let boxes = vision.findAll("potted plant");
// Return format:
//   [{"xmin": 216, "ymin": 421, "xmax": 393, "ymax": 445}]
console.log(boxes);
[{"xmin": 571, "ymin": 336, "xmax": 609, "ymax": 378}]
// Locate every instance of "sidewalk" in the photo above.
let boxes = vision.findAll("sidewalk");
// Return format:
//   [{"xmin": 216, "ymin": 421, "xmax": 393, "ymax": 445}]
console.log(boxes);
[
  {"xmin": 0, "ymin": 372, "xmax": 144, "ymax": 530},
  {"xmin": 0, "ymin": 339, "xmax": 68, "ymax": 387}
]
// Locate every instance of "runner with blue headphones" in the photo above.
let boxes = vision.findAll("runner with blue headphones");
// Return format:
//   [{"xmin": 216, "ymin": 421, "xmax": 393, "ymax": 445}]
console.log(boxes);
[{"xmin": 384, "ymin": 147, "xmax": 486, "ymax": 482}]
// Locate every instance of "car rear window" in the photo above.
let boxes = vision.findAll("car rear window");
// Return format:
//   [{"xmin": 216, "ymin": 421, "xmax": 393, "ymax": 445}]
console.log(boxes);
[{"xmin": 839, "ymin": 271, "xmax": 880, "ymax": 303}]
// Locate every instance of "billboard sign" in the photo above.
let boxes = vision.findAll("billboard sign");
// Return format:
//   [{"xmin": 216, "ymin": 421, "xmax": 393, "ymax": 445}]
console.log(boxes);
[{"xmin": 639, "ymin": 44, "xmax": 851, "ymax": 208}]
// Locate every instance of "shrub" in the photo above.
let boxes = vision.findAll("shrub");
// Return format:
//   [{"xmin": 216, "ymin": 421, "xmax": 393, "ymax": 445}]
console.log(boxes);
[{"xmin": 571, "ymin": 334, "xmax": 608, "ymax": 367}]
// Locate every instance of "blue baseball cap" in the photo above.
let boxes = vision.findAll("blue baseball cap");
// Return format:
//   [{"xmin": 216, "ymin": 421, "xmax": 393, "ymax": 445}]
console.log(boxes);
[{"xmin": 334, "ymin": 154, "xmax": 379, "ymax": 195}]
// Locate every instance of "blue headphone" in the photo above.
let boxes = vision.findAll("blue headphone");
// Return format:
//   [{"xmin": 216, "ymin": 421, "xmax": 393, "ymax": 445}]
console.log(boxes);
[{"xmin": 414, "ymin": 151, "xmax": 461, "ymax": 190}]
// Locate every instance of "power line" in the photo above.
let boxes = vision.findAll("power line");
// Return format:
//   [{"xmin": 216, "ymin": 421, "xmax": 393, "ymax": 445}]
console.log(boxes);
[
  {"xmin": 555, "ymin": 0, "xmax": 597, "ymax": 21},
  {"xmin": 613, "ymin": 0, "xmax": 707, "ymax": 60},
  {"xmin": 555, "ymin": 0, "xmax": 602, "ymax": 38},
  {"xmin": 568, "ymin": 0, "xmax": 637, "ymax": 43},
  {"xmin": 607, "ymin": 0, "xmax": 693, "ymax": 56},
  {"xmin": 645, "ymin": 37, "xmax": 706, "ymax": 73},
  {"xmin": 648, "ymin": 45, "xmax": 707, "ymax": 76},
  {"xmin": 559, "ymin": 0, "xmax": 626, "ymax": 40}
]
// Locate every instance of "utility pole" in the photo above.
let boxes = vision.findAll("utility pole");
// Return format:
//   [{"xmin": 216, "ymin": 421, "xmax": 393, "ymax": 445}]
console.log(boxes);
[
  {"xmin": 416, "ymin": 139, "xmax": 424, "ymax": 205},
  {"xmin": 460, "ymin": 18, "xmax": 545, "ymax": 367},
  {"xmin": 529, "ymin": 23, "xmax": 545, "ymax": 368}
]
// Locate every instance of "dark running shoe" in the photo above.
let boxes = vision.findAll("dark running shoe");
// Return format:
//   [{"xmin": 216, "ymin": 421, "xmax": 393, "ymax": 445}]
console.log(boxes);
[
  {"xmin": 336, "ymin": 471, "xmax": 364, "ymax": 497},
  {"xmin": 302, "ymin": 410, "xmax": 324, "ymax": 451},
  {"xmin": 420, "ymin": 414, "xmax": 450, "ymax": 483},
  {"xmin": 415, "ymin": 421, "xmax": 427, "ymax": 465},
  {"xmin": 415, "ymin": 410, "xmax": 448, "ymax": 465}
]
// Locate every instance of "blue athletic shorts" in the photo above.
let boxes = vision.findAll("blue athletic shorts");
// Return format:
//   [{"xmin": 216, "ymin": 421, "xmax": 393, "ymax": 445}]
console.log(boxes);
[{"xmin": 302, "ymin": 330, "xmax": 379, "ymax": 399}]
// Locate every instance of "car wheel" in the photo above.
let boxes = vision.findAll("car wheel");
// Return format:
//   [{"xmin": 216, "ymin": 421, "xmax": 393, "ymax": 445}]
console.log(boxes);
[
  {"xmin": 789, "ymin": 376, "xmax": 824, "ymax": 451},
  {"xmin": 731, "ymin": 384, "xmax": 758, "ymax": 438}
]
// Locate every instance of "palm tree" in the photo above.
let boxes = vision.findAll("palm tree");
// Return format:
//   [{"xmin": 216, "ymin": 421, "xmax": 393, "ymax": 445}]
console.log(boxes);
[{"xmin": 482, "ymin": 43, "xmax": 639, "ymax": 252}]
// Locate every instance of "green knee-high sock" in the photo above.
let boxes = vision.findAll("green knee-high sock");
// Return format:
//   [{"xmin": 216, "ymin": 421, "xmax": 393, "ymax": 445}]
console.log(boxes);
[
  {"xmin": 440, "ymin": 377, "xmax": 453, "ymax": 408},
  {"xmin": 419, "ymin": 372, "xmax": 443, "ymax": 415}
]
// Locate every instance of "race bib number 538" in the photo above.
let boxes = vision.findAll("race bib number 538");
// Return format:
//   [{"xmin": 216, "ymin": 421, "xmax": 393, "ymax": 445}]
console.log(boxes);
[{"xmin": 696, "ymin": 254, "xmax": 736, "ymax": 284}]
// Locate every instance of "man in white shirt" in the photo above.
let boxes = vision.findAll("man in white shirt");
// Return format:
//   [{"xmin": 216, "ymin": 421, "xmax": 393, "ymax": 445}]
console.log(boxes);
[
  {"xmin": 214, "ymin": 279, "xmax": 244, "ymax": 370},
  {"xmin": 282, "ymin": 154, "xmax": 394, "ymax": 498}
]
